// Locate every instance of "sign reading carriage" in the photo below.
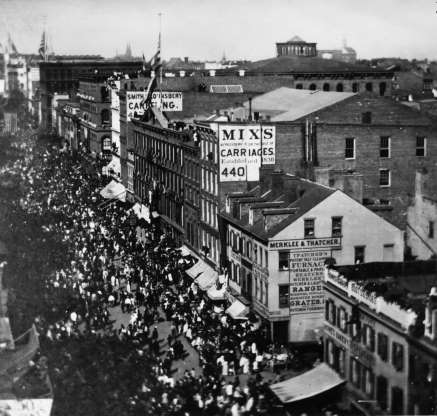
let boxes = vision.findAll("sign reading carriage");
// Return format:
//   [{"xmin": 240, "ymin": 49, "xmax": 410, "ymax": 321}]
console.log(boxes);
[
  {"xmin": 218, "ymin": 124, "xmax": 275, "ymax": 182},
  {"xmin": 126, "ymin": 91, "xmax": 183, "ymax": 120}
]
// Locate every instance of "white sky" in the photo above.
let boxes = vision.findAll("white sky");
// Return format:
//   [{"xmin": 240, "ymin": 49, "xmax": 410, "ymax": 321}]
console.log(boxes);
[{"xmin": 0, "ymin": 0, "xmax": 436, "ymax": 61}]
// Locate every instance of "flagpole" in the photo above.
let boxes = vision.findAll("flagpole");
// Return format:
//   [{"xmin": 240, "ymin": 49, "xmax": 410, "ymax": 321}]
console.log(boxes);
[{"xmin": 158, "ymin": 12, "xmax": 163, "ymax": 113}]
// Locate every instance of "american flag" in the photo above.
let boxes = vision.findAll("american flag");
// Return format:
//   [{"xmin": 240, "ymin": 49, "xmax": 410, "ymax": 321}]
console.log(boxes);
[{"xmin": 38, "ymin": 31, "xmax": 47, "ymax": 61}]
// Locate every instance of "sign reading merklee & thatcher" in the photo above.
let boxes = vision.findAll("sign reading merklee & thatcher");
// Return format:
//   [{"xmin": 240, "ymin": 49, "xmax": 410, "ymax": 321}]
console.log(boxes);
[
  {"xmin": 126, "ymin": 91, "xmax": 183, "ymax": 120},
  {"xmin": 218, "ymin": 124, "xmax": 275, "ymax": 182},
  {"xmin": 268, "ymin": 237, "xmax": 341, "ymax": 250}
]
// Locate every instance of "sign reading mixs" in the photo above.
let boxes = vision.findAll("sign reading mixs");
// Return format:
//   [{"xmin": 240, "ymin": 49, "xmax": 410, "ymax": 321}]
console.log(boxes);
[
  {"xmin": 218, "ymin": 124, "xmax": 275, "ymax": 182},
  {"xmin": 126, "ymin": 91, "xmax": 183, "ymax": 120}
]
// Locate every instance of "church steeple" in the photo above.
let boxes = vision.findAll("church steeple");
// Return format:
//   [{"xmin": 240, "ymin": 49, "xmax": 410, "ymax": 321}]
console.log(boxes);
[{"xmin": 125, "ymin": 43, "xmax": 132, "ymax": 58}]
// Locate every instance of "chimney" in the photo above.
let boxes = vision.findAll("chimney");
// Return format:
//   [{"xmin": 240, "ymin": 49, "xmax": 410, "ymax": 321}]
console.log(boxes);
[{"xmin": 184, "ymin": 57, "xmax": 189, "ymax": 64}]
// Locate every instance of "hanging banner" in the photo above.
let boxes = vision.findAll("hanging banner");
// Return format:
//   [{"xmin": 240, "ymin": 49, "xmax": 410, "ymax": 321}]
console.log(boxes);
[
  {"xmin": 218, "ymin": 124, "xmax": 275, "ymax": 182},
  {"xmin": 126, "ymin": 91, "xmax": 183, "ymax": 120}
]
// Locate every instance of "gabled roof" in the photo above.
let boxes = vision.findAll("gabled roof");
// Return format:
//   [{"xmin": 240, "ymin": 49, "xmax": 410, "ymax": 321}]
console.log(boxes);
[
  {"xmin": 240, "ymin": 87, "xmax": 355, "ymax": 122},
  {"xmin": 221, "ymin": 174, "xmax": 336, "ymax": 240}
]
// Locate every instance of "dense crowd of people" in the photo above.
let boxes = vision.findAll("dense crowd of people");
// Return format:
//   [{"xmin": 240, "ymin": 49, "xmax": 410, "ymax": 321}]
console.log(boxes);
[{"xmin": 0, "ymin": 133, "xmax": 293, "ymax": 415}]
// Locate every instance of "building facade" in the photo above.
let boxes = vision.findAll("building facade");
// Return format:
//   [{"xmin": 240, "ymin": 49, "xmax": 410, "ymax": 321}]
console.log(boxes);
[
  {"xmin": 276, "ymin": 36, "xmax": 318, "ymax": 57},
  {"xmin": 221, "ymin": 171, "xmax": 404, "ymax": 343}
]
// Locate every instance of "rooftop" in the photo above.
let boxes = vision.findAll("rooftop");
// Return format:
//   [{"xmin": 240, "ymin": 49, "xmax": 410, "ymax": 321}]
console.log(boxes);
[
  {"xmin": 231, "ymin": 87, "xmax": 356, "ymax": 122},
  {"xmin": 239, "ymin": 55, "xmax": 391, "ymax": 74},
  {"xmin": 221, "ymin": 171, "xmax": 336, "ymax": 240}
]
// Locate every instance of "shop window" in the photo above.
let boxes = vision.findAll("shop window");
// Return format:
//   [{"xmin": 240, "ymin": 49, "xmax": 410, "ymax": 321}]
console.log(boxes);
[
  {"xmin": 354, "ymin": 246, "xmax": 365, "ymax": 264},
  {"xmin": 278, "ymin": 285, "xmax": 289, "ymax": 308},
  {"xmin": 376, "ymin": 376, "xmax": 388, "ymax": 411},
  {"xmin": 102, "ymin": 136, "xmax": 112, "ymax": 152},
  {"xmin": 377, "ymin": 332, "xmax": 388, "ymax": 361},
  {"xmin": 391, "ymin": 387, "xmax": 404, "ymax": 415},
  {"xmin": 380, "ymin": 136, "xmax": 390, "ymax": 158},
  {"xmin": 416, "ymin": 136, "xmax": 427, "ymax": 156},
  {"xmin": 278, "ymin": 251, "xmax": 289, "ymax": 270},
  {"xmin": 345, "ymin": 137, "xmax": 355, "ymax": 159},
  {"xmin": 379, "ymin": 169, "xmax": 390, "ymax": 187},
  {"xmin": 392, "ymin": 342, "xmax": 404, "ymax": 372},
  {"xmin": 304, "ymin": 218, "xmax": 315, "ymax": 238},
  {"xmin": 331, "ymin": 217, "xmax": 342, "ymax": 237}
]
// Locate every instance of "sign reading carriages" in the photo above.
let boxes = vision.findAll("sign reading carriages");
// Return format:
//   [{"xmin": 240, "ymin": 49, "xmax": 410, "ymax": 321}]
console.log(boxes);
[
  {"xmin": 126, "ymin": 91, "xmax": 183, "ymax": 121},
  {"xmin": 217, "ymin": 124, "xmax": 275, "ymax": 182}
]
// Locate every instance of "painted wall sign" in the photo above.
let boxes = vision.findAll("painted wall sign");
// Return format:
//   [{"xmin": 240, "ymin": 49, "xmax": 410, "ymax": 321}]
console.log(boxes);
[
  {"xmin": 126, "ymin": 91, "xmax": 183, "ymax": 120},
  {"xmin": 218, "ymin": 124, "xmax": 275, "ymax": 182},
  {"xmin": 289, "ymin": 249, "xmax": 330, "ymax": 314},
  {"xmin": 269, "ymin": 237, "xmax": 341, "ymax": 250}
]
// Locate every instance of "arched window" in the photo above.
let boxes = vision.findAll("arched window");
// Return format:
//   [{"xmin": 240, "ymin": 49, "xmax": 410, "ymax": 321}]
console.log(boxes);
[
  {"xmin": 309, "ymin": 83, "xmax": 317, "ymax": 91},
  {"xmin": 336, "ymin": 83, "xmax": 344, "ymax": 92},
  {"xmin": 323, "ymin": 83, "xmax": 330, "ymax": 91},
  {"xmin": 365, "ymin": 82, "xmax": 373, "ymax": 92},
  {"xmin": 352, "ymin": 82, "xmax": 359, "ymax": 93},
  {"xmin": 379, "ymin": 82, "xmax": 387, "ymax": 96},
  {"xmin": 295, "ymin": 83, "xmax": 303, "ymax": 90},
  {"xmin": 102, "ymin": 136, "xmax": 112, "ymax": 152},
  {"xmin": 101, "ymin": 108, "xmax": 110, "ymax": 125}
]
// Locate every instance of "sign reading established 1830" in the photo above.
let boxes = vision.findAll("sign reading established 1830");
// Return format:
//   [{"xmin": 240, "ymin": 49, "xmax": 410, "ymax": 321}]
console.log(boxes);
[
  {"xmin": 126, "ymin": 91, "xmax": 183, "ymax": 121},
  {"xmin": 218, "ymin": 124, "xmax": 275, "ymax": 182}
]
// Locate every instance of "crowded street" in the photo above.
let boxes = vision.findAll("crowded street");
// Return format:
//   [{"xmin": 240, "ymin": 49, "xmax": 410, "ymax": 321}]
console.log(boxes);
[{"xmin": 0, "ymin": 132, "xmax": 318, "ymax": 416}]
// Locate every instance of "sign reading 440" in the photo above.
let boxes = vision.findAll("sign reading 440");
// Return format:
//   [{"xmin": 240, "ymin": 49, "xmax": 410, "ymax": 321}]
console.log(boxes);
[{"xmin": 218, "ymin": 124, "xmax": 275, "ymax": 182}]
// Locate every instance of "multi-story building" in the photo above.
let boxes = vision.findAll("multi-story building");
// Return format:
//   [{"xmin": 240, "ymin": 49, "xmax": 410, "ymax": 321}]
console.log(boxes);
[
  {"xmin": 56, "ymin": 101, "xmax": 80, "ymax": 150},
  {"xmin": 220, "ymin": 169, "xmax": 403, "ymax": 343},
  {"xmin": 276, "ymin": 35, "xmax": 318, "ymax": 57},
  {"xmin": 212, "ymin": 87, "xmax": 437, "ymax": 229},
  {"xmin": 77, "ymin": 74, "xmax": 112, "ymax": 157},
  {"xmin": 39, "ymin": 59, "xmax": 142, "ymax": 130},
  {"xmin": 323, "ymin": 261, "xmax": 437, "ymax": 415}
]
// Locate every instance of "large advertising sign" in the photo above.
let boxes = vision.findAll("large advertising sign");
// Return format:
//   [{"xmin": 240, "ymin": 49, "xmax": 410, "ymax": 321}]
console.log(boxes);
[
  {"xmin": 218, "ymin": 124, "xmax": 275, "ymax": 182},
  {"xmin": 288, "ymin": 249, "xmax": 329, "ymax": 314},
  {"xmin": 126, "ymin": 91, "xmax": 183, "ymax": 120}
]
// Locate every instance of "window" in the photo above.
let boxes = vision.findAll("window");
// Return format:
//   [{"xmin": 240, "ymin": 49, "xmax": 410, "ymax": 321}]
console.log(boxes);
[
  {"xmin": 362, "ymin": 325, "xmax": 375, "ymax": 352},
  {"xmin": 309, "ymin": 83, "xmax": 317, "ymax": 90},
  {"xmin": 380, "ymin": 136, "xmax": 390, "ymax": 158},
  {"xmin": 376, "ymin": 376, "xmax": 388, "ymax": 411},
  {"xmin": 331, "ymin": 217, "xmax": 342, "ymax": 237},
  {"xmin": 323, "ymin": 83, "xmax": 330, "ymax": 91},
  {"xmin": 377, "ymin": 333, "xmax": 389, "ymax": 361},
  {"xmin": 429, "ymin": 221, "xmax": 434, "ymax": 239},
  {"xmin": 363, "ymin": 367, "xmax": 375, "ymax": 397},
  {"xmin": 253, "ymin": 244, "xmax": 258, "ymax": 264},
  {"xmin": 416, "ymin": 136, "xmax": 427, "ymax": 157},
  {"xmin": 279, "ymin": 285, "xmax": 289, "ymax": 308},
  {"xmin": 345, "ymin": 137, "xmax": 355, "ymax": 159},
  {"xmin": 325, "ymin": 299, "xmax": 336, "ymax": 325},
  {"xmin": 350, "ymin": 358, "xmax": 361, "ymax": 387},
  {"xmin": 337, "ymin": 307, "xmax": 348, "ymax": 332},
  {"xmin": 336, "ymin": 83, "xmax": 344, "ymax": 92},
  {"xmin": 352, "ymin": 82, "xmax": 359, "ymax": 93},
  {"xmin": 392, "ymin": 342, "xmax": 404, "ymax": 372},
  {"xmin": 354, "ymin": 246, "xmax": 365, "ymax": 264},
  {"xmin": 304, "ymin": 218, "xmax": 315, "ymax": 238},
  {"xmin": 278, "ymin": 251, "xmax": 289, "ymax": 270},
  {"xmin": 295, "ymin": 83, "xmax": 303, "ymax": 89},
  {"xmin": 365, "ymin": 83, "xmax": 373, "ymax": 93},
  {"xmin": 362, "ymin": 111, "xmax": 372, "ymax": 123},
  {"xmin": 379, "ymin": 169, "xmax": 390, "ymax": 187}
]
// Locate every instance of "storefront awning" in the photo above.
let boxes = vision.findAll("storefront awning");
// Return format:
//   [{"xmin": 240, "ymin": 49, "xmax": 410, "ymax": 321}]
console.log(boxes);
[
  {"xmin": 195, "ymin": 266, "xmax": 218, "ymax": 291},
  {"xmin": 270, "ymin": 363, "xmax": 345, "ymax": 404},
  {"xmin": 151, "ymin": 211, "xmax": 160, "ymax": 218},
  {"xmin": 130, "ymin": 203, "xmax": 150, "ymax": 222},
  {"xmin": 100, "ymin": 180, "xmax": 126, "ymax": 202},
  {"xmin": 207, "ymin": 275, "xmax": 227, "ymax": 300},
  {"xmin": 226, "ymin": 299, "xmax": 249, "ymax": 320},
  {"xmin": 178, "ymin": 245, "xmax": 198, "ymax": 258},
  {"xmin": 186, "ymin": 261, "xmax": 204, "ymax": 279}
]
